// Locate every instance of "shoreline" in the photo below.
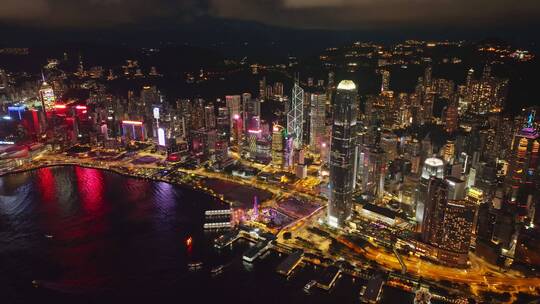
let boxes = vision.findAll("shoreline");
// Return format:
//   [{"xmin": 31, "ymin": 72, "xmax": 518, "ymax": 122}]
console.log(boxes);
[{"xmin": 0, "ymin": 161, "xmax": 232, "ymax": 205}]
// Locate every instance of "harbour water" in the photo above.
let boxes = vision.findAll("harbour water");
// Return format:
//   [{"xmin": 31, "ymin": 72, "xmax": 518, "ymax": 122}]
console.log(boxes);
[{"xmin": 0, "ymin": 166, "xmax": 412, "ymax": 303}]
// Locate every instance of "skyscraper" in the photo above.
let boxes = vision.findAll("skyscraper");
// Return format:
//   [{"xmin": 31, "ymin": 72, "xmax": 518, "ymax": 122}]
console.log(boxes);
[
  {"xmin": 272, "ymin": 124, "xmax": 285, "ymax": 168},
  {"xmin": 309, "ymin": 92, "xmax": 327, "ymax": 153},
  {"xmin": 381, "ymin": 70, "xmax": 390, "ymax": 92},
  {"xmin": 39, "ymin": 75, "xmax": 56, "ymax": 111},
  {"xmin": 416, "ymin": 157, "xmax": 445, "ymax": 230},
  {"xmin": 328, "ymin": 80, "xmax": 358, "ymax": 228},
  {"xmin": 505, "ymin": 110, "xmax": 539, "ymax": 204},
  {"xmin": 226, "ymin": 95, "xmax": 241, "ymax": 126},
  {"xmin": 422, "ymin": 178, "xmax": 475, "ymax": 267},
  {"xmin": 287, "ymin": 80, "xmax": 304, "ymax": 149}
]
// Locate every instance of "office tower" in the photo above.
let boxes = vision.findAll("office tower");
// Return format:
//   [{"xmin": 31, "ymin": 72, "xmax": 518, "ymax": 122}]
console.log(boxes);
[
  {"xmin": 259, "ymin": 77, "xmax": 266, "ymax": 99},
  {"xmin": 505, "ymin": 110, "xmax": 539, "ymax": 203},
  {"xmin": 39, "ymin": 77, "xmax": 56, "ymax": 110},
  {"xmin": 226, "ymin": 95, "xmax": 241, "ymax": 134},
  {"xmin": 216, "ymin": 107, "xmax": 230, "ymax": 139},
  {"xmin": 445, "ymin": 98, "xmax": 459, "ymax": 133},
  {"xmin": 424, "ymin": 65, "xmax": 432, "ymax": 88},
  {"xmin": 422, "ymin": 92, "xmax": 434, "ymax": 124},
  {"xmin": 442, "ymin": 140, "xmax": 456, "ymax": 163},
  {"xmin": 422, "ymin": 178, "xmax": 475, "ymax": 267},
  {"xmin": 272, "ymin": 124, "xmax": 285, "ymax": 168},
  {"xmin": 287, "ymin": 80, "xmax": 304, "ymax": 149},
  {"xmin": 273, "ymin": 82, "xmax": 284, "ymax": 97},
  {"xmin": 446, "ymin": 177, "xmax": 466, "ymax": 200},
  {"xmin": 309, "ymin": 92, "xmax": 327, "ymax": 153},
  {"xmin": 416, "ymin": 157, "xmax": 445, "ymax": 230},
  {"xmin": 328, "ymin": 80, "xmax": 358, "ymax": 228},
  {"xmin": 380, "ymin": 131, "xmax": 398, "ymax": 162},
  {"xmin": 141, "ymin": 85, "xmax": 159, "ymax": 106},
  {"xmin": 204, "ymin": 103, "xmax": 216, "ymax": 130},
  {"xmin": 466, "ymin": 187, "xmax": 484, "ymax": 238},
  {"xmin": 243, "ymin": 97, "xmax": 260, "ymax": 132},
  {"xmin": 381, "ymin": 70, "xmax": 390, "ymax": 92},
  {"xmin": 232, "ymin": 114, "xmax": 243, "ymax": 149},
  {"xmin": 191, "ymin": 99, "xmax": 206, "ymax": 130},
  {"xmin": 361, "ymin": 146, "xmax": 386, "ymax": 199},
  {"xmin": 216, "ymin": 107, "xmax": 230, "ymax": 160},
  {"xmin": 422, "ymin": 178, "xmax": 448, "ymax": 244}
]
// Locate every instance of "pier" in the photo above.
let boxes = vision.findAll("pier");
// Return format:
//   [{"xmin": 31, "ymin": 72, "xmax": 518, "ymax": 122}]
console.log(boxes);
[{"xmin": 276, "ymin": 250, "xmax": 304, "ymax": 276}]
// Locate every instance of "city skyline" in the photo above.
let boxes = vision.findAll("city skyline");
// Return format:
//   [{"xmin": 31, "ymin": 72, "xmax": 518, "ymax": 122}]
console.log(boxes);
[{"xmin": 1, "ymin": 2, "xmax": 540, "ymax": 302}]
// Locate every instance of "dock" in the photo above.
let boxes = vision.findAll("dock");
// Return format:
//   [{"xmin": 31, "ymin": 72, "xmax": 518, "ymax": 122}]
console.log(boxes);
[
  {"xmin": 242, "ymin": 240, "xmax": 272, "ymax": 263},
  {"xmin": 360, "ymin": 275, "xmax": 385, "ymax": 303},
  {"xmin": 214, "ymin": 230, "xmax": 240, "ymax": 249},
  {"xmin": 316, "ymin": 265, "xmax": 341, "ymax": 291},
  {"xmin": 276, "ymin": 250, "xmax": 304, "ymax": 276}
]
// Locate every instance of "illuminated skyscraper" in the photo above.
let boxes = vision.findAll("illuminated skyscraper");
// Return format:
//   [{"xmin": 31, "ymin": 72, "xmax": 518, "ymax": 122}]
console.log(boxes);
[
  {"xmin": 328, "ymin": 80, "xmax": 358, "ymax": 228},
  {"xmin": 505, "ymin": 110, "xmax": 539, "ymax": 203},
  {"xmin": 287, "ymin": 80, "xmax": 304, "ymax": 149},
  {"xmin": 416, "ymin": 157, "xmax": 445, "ymax": 230},
  {"xmin": 445, "ymin": 98, "xmax": 458, "ymax": 133},
  {"xmin": 226, "ymin": 95, "xmax": 241, "ymax": 136},
  {"xmin": 272, "ymin": 124, "xmax": 285, "ymax": 168},
  {"xmin": 422, "ymin": 178, "xmax": 475, "ymax": 267},
  {"xmin": 309, "ymin": 92, "xmax": 327, "ymax": 153},
  {"xmin": 381, "ymin": 69, "xmax": 390, "ymax": 92},
  {"xmin": 204, "ymin": 103, "xmax": 216, "ymax": 129},
  {"xmin": 39, "ymin": 75, "xmax": 56, "ymax": 110}
]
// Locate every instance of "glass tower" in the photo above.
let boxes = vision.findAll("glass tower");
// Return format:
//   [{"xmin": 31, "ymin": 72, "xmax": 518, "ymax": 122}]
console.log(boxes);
[{"xmin": 328, "ymin": 80, "xmax": 358, "ymax": 227}]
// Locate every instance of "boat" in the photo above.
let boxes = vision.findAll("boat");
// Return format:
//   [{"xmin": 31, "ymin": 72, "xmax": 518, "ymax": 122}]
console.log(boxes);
[
  {"xmin": 303, "ymin": 280, "xmax": 317, "ymax": 293},
  {"xmin": 210, "ymin": 265, "xmax": 225, "ymax": 276},
  {"xmin": 188, "ymin": 261, "xmax": 204, "ymax": 271}
]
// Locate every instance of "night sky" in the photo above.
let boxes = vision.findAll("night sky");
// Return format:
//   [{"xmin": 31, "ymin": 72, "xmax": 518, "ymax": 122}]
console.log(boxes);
[
  {"xmin": 0, "ymin": 0, "xmax": 538, "ymax": 29},
  {"xmin": 1, "ymin": 0, "xmax": 539, "ymax": 51}
]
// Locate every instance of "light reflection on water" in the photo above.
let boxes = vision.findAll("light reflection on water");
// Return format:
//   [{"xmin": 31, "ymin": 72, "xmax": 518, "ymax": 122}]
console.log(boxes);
[{"xmin": 0, "ymin": 166, "xmax": 412, "ymax": 304}]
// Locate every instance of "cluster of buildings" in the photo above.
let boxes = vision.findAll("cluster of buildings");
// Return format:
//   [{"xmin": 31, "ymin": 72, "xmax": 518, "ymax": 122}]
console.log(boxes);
[
  {"xmin": 1, "ymin": 43, "xmax": 538, "ymax": 272},
  {"xmin": 326, "ymin": 66, "xmax": 538, "ymax": 269}
]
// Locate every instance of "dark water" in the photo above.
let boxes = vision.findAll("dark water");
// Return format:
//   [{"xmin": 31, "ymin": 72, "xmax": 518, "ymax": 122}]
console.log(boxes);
[{"xmin": 0, "ymin": 166, "xmax": 411, "ymax": 304}]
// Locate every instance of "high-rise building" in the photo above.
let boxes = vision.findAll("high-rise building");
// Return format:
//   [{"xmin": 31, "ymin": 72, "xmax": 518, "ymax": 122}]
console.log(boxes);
[
  {"xmin": 39, "ymin": 78, "xmax": 56, "ymax": 110},
  {"xmin": 272, "ymin": 124, "xmax": 285, "ymax": 168},
  {"xmin": 465, "ymin": 65, "xmax": 509, "ymax": 115},
  {"xmin": 243, "ymin": 97, "xmax": 260, "ymax": 132},
  {"xmin": 226, "ymin": 95, "xmax": 241, "ymax": 135},
  {"xmin": 204, "ymin": 103, "xmax": 216, "ymax": 130},
  {"xmin": 141, "ymin": 85, "xmax": 159, "ymax": 106},
  {"xmin": 423, "ymin": 65, "xmax": 432, "ymax": 89},
  {"xmin": 445, "ymin": 99, "xmax": 459, "ymax": 133},
  {"xmin": 505, "ymin": 110, "xmax": 539, "ymax": 204},
  {"xmin": 287, "ymin": 80, "xmax": 304, "ymax": 149},
  {"xmin": 422, "ymin": 178, "xmax": 475, "ymax": 267},
  {"xmin": 360, "ymin": 146, "xmax": 386, "ymax": 199},
  {"xmin": 309, "ymin": 92, "xmax": 327, "ymax": 153},
  {"xmin": 381, "ymin": 70, "xmax": 390, "ymax": 92},
  {"xmin": 416, "ymin": 157, "xmax": 445, "ymax": 230},
  {"xmin": 328, "ymin": 80, "xmax": 358, "ymax": 228}
]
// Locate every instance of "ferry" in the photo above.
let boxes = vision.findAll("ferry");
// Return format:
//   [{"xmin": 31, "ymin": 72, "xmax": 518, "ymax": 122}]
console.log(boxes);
[
  {"xmin": 188, "ymin": 261, "xmax": 204, "ymax": 271},
  {"xmin": 303, "ymin": 280, "xmax": 317, "ymax": 293},
  {"xmin": 210, "ymin": 265, "xmax": 225, "ymax": 276}
]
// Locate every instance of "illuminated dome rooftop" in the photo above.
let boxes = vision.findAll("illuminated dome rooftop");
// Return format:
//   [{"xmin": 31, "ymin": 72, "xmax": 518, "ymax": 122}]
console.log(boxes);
[{"xmin": 337, "ymin": 80, "xmax": 356, "ymax": 91}]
